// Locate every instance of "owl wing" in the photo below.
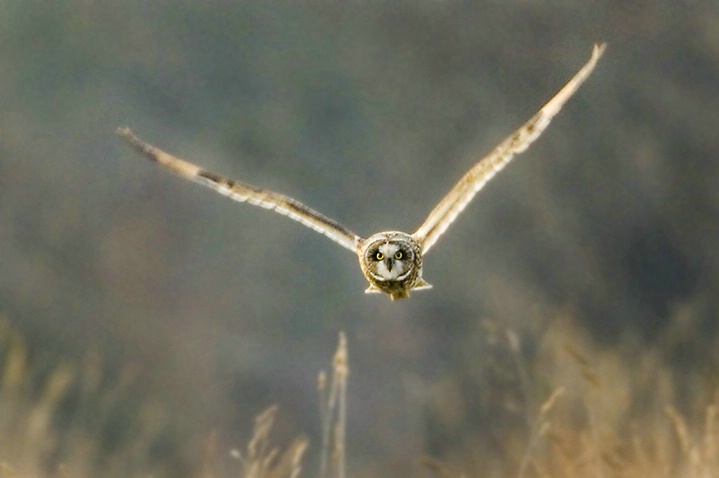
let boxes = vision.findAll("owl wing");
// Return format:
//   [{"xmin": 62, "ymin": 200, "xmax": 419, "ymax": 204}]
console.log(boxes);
[
  {"xmin": 413, "ymin": 43, "xmax": 606, "ymax": 254},
  {"xmin": 117, "ymin": 128, "xmax": 363, "ymax": 253}
]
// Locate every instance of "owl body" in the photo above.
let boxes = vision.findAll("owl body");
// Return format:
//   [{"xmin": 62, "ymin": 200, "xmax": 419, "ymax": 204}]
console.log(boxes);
[
  {"xmin": 118, "ymin": 44, "xmax": 605, "ymax": 301},
  {"xmin": 358, "ymin": 231, "xmax": 431, "ymax": 301}
]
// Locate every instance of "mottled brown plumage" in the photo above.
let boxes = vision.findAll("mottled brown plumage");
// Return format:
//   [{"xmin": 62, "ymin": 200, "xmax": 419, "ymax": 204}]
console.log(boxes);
[{"xmin": 358, "ymin": 232, "xmax": 430, "ymax": 301}]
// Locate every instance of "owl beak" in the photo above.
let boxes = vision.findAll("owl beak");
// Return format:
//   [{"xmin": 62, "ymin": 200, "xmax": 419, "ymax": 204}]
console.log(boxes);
[{"xmin": 385, "ymin": 258, "xmax": 393, "ymax": 272}]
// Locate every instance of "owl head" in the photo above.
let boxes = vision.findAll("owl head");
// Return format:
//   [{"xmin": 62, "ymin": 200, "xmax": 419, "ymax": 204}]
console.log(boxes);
[{"xmin": 358, "ymin": 231, "xmax": 432, "ymax": 300}]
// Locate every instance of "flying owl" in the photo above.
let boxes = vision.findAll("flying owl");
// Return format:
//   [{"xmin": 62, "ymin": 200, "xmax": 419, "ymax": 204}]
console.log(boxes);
[{"xmin": 118, "ymin": 44, "xmax": 605, "ymax": 300}]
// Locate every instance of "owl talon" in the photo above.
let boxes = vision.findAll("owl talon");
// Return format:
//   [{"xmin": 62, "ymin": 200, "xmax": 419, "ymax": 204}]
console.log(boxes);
[{"xmin": 412, "ymin": 279, "xmax": 433, "ymax": 291}]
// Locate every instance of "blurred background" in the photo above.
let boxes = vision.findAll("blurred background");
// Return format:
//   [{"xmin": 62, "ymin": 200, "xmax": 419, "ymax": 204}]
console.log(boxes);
[{"xmin": 2, "ymin": 1, "xmax": 719, "ymax": 476}]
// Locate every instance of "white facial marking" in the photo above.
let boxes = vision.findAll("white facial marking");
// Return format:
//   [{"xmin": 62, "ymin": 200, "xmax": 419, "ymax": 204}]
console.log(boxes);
[
  {"xmin": 375, "ymin": 243, "xmax": 404, "ymax": 280},
  {"xmin": 379, "ymin": 243, "xmax": 400, "ymax": 256}
]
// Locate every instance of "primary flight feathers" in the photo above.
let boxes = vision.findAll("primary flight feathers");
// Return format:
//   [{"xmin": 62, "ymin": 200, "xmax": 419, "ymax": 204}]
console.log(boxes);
[{"xmin": 118, "ymin": 43, "xmax": 605, "ymax": 300}]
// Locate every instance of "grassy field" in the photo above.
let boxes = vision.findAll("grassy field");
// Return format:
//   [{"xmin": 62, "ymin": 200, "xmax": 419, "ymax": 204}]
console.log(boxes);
[{"xmin": 0, "ymin": 316, "xmax": 717, "ymax": 478}]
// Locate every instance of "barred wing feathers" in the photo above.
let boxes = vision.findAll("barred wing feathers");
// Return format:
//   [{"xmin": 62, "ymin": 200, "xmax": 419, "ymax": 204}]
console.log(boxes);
[
  {"xmin": 414, "ymin": 44, "xmax": 606, "ymax": 254},
  {"xmin": 117, "ymin": 128, "xmax": 363, "ymax": 253}
]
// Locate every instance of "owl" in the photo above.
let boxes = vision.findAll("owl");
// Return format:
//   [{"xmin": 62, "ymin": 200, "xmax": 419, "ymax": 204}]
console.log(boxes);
[{"xmin": 118, "ymin": 44, "xmax": 605, "ymax": 300}]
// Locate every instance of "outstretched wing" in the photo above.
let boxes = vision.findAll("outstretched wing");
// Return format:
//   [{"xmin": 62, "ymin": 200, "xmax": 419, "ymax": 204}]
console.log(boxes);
[
  {"xmin": 413, "ymin": 43, "xmax": 606, "ymax": 254},
  {"xmin": 117, "ymin": 128, "xmax": 363, "ymax": 253}
]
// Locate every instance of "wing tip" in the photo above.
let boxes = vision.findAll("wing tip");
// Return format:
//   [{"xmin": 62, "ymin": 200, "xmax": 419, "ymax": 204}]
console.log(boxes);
[
  {"xmin": 592, "ymin": 42, "xmax": 608, "ymax": 61},
  {"xmin": 116, "ymin": 127, "xmax": 166, "ymax": 166},
  {"xmin": 116, "ymin": 126, "xmax": 151, "ymax": 157},
  {"xmin": 116, "ymin": 126, "xmax": 134, "ymax": 140}
]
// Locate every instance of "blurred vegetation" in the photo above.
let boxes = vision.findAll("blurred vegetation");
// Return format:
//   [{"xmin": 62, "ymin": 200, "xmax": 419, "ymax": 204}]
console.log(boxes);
[
  {"xmin": 0, "ymin": 320, "xmax": 178, "ymax": 476},
  {"xmin": 2, "ymin": 1, "xmax": 719, "ymax": 476},
  {"xmin": 2, "ymin": 316, "xmax": 719, "ymax": 477}
]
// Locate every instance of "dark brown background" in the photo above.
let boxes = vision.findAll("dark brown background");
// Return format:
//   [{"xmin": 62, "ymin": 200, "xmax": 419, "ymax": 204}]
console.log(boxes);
[{"xmin": 2, "ymin": 1, "xmax": 718, "ymax": 476}]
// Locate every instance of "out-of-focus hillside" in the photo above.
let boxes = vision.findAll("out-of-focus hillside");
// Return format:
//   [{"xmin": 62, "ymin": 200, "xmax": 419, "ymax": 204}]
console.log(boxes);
[{"xmin": 1, "ymin": 1, "xmax": 719, "ymax": 476}]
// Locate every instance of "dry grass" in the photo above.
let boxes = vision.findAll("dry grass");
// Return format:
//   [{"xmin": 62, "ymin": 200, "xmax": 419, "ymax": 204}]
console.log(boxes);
[
  {"xmin": 228, "ymin": 406, "xmax": 308, "ymax": 478},
  {"xmin": 473, "ymin": 317, "xmax": 719, "ymax": 478},
  {"xmin": 1, "ymin": 317, "xmax": 718, "ymax": 477},
  {"xmin": 0, "ymin": 319, "xmax": 174, "ymax": 477},
  {"xmin": 417, "ymin": 314, "xmax": 719, "ymax": 478},
  {"xmin": 318, "ymin": 333, "xmax": 349, "ymax": 478}
]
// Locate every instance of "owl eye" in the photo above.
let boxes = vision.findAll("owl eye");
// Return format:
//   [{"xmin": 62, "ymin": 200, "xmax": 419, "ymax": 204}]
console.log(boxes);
[
  {"xmin": 375, "ymin": 251, "xmax": 385, "ymax": 261},
  {"xmin": 394, "ymin": 251, "xmax": 403, "ymax": 260}
]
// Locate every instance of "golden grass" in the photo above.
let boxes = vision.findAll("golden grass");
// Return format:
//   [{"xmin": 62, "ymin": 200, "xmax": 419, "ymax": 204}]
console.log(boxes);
[
  {"xmin": 318, "ymin": 333, "xmax": 349, "ymax": 478},
  {"xmin": 228, "ymin": 406, "xmax": 308, "ymax": 478},
  {"xmin": 1, "ymin": 317, "xmax": 718, "ymax": 477},
  {"xmin": 484, "ymin": 317, "xmax": 719, "ymax": 478},
  {"xmin": 0, "ymin": 320, "xmax": 170, "ymax": 478}
]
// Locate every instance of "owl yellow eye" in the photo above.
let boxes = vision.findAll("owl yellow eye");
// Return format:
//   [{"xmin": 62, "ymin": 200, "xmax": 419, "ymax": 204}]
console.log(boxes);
[
  {"xmin": 394, "ymin": 251, "xmax": 403, "ymax": 260},
  {"xmin": 375, "ymin": 251, "xmax": 384, "ymax": 261}
]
